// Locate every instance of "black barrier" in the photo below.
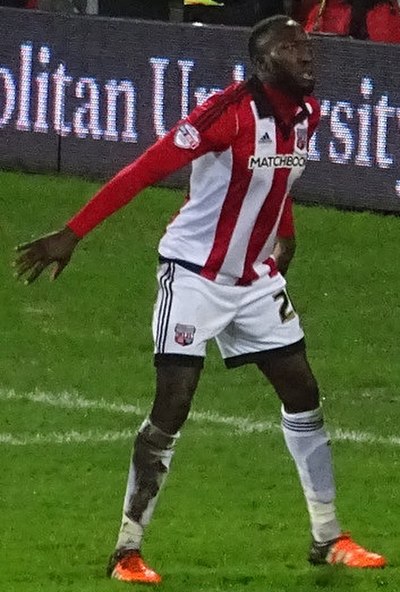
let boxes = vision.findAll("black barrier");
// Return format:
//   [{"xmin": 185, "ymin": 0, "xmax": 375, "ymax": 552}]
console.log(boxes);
[{"xmin": 0, "ymin": 8, "xmax": 400, "ymax": 212}]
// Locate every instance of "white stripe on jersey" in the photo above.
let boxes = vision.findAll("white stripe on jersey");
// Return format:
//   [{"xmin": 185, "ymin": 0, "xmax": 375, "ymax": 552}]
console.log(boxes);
[{"xmin": 158, "ymin": 147, "xmax": 233, "ymax": 264}]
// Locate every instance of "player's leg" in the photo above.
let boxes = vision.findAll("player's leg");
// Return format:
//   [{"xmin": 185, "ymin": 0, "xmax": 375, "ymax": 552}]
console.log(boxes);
[
  {"xmin": 117, "ymin": 363, "xmax": 202, "ymax": 548},
  {"xmin": 219, "ymin": 273, "xmax": 386, "ymax": 567},
  {"xmin": 108, "ymin": 363, "xmax": 202, "ymax": 583},
  {"xmin": 257, "ymin": 348, "xmax": 386, "ymax": 567},
  {"xmin": 218, "ymin": 275, "xmax": 340, "ymax": 545},
  {"xmin": 109, "ymin": 262, "xmax": 238, "ymax": 582},
  {"xmin": 256, "ymin": 346, "xmax": 340, "ymax": 543}
]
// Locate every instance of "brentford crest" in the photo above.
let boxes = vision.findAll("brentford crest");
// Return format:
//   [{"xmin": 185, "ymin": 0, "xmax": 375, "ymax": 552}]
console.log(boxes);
[{"xmin": 174, "ymin": 323, "xmax": 196, "ymax": 346}]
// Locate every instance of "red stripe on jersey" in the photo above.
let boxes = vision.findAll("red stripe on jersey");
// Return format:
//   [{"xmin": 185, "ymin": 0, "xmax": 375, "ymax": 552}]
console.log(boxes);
[
  {"xmin": 238, "ymin": 126, "xmax": 293, "ymax": 285},
  {"xmin": 277, "ymin": 196, "xmax": 294, "ymax": 238},
  {"xmin": 200, "ymin": 100, "xmax": 255, "ymax": 281},
  {"xmin": 193, "ymin": 83, "xmax": 247, "ymax": 133}
]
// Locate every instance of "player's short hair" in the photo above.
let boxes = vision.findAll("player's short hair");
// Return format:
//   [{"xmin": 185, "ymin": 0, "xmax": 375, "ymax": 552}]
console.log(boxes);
[{"xmin": 248, "ymin": 15, "xmax": 294, "ymax": 63}]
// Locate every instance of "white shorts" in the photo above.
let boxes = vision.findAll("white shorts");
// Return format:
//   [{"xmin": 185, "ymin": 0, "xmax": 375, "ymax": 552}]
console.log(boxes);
[{"xmin": 152, "ymin": 261, "xmax": 304, "ymax": 368}]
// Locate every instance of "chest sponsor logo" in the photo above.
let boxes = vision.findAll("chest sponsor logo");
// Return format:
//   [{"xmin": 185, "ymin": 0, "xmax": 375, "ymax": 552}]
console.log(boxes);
[
  {"xmin": 248, "ymin": 154, "xmax": 307, "ymax": 169},
  {"xmin": 175, "ymin": 323, "xmax": 196, "ymax": 346},
  {"xmin": 174, "ymin": 122, "xmax": 201, "ymax": 150}
]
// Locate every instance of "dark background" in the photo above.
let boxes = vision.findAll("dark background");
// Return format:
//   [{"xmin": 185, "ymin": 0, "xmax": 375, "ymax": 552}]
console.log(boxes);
[{"xmin": 0, "ymin": 8, "xmax": 400, "ymax": 212}]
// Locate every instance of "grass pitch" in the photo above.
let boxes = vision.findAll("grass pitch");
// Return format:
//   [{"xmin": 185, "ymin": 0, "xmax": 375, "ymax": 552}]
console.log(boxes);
[{"xmin": 1, "ymin": 170, "xmax": 400, "ymax": 591}]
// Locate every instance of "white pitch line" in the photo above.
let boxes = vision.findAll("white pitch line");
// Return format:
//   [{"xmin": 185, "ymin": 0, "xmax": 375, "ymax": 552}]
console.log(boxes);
[
  {"xmin": 0, "ymin": 429, "xmax": 132, "ymax": 446},
  {"xmin": 0, "ymin": 388, "xmax": 277, "ymax": 435},
  {"xmin": 1, "ymin": 387, "xmax": 400, "ymax": 447},
  {"xmin": 0, "ymin": 388, "xmax": 144, "ymax": 416}
]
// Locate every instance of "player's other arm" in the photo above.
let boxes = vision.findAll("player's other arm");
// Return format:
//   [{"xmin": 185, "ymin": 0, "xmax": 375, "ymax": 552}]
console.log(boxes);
[
  {"xmin": 272, "ymin": 97, "xmax": 320, "ymax": 277},
  {"xmin": 272, "ymin": 196, "xmax": 296, "ymax": 277},
  {"xmin": 307, "ymin": 95, "xmax": 321, "ymax": 140}
]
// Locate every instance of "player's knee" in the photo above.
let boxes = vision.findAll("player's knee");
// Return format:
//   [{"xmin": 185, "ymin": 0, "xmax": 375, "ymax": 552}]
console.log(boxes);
[
  {"xmin": 150, "ymin": 389, "xmax": 193, "ymax": 434},
  {"xmin": 285, "ymin": 376, "xmax": 320, "ymax": 413},
  {"xmin": 304, "ymin": 374, "xmax": 320, "ymax": 407}
]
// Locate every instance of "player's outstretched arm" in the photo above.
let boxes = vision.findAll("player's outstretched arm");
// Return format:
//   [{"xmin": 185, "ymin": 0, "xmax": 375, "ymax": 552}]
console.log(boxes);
[
  {"xmin": 14, "ymin": 226, "xmax": 80, "ymax": 284},
  {"xmin": 13, "ymin": 91, "xmax": 236, "ymax": 285}
]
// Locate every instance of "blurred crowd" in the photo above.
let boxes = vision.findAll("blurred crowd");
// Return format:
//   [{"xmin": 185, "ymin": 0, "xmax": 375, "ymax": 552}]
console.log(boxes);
[
  {"xmin": 303, "ymin": 0, "xmax": 400, "ymax": 42},
  {"xmin": 1, "ymin": 0, "xmax": 400, "ymax": 43}
]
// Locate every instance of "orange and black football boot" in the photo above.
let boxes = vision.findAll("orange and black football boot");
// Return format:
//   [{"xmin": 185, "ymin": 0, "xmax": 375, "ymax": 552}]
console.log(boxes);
[
  {"xmin": 309, "ymin": 533, "xmax": 387, "ymax": 568},
  {"xmin": 107, "ymin": 548, "xmax": 162, "ymax": 584}
]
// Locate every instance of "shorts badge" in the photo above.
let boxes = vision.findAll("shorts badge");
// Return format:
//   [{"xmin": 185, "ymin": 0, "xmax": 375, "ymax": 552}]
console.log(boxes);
[{"xmin": 175, "ymin": 323, "xmax": 196, "ymax": 346}]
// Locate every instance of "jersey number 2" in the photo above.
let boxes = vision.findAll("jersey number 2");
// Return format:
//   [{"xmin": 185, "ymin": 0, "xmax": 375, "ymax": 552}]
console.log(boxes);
[{"xmin": 273, "ymin": 289, "xmax": 296, "ymax": 324}]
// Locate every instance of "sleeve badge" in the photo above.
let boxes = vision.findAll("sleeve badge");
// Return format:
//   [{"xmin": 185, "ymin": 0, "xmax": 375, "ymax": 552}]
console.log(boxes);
[{"xmin": 174, "ymin": 123, "xmax": 201, "ymax": 150}]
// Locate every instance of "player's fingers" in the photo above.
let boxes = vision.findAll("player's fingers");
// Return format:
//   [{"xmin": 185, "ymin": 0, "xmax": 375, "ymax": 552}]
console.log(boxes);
[
  {"xmin": 24, "ymin": 262, "xmax": 47, "ymax": 285},
  {"xmin": 51, "ymin": 258, "xmax": 69, "ymax": 281},
  {"xmin": 14, "ymin": 250, "xmax": 37, "ymax": 266},
  {"xmin": 15, "ymin": 239, "xmax": 41, "ymax": 252},
  {"xmin": 15, "ymin": 243, "xmax": 45, "ymax": 264},
  {"xmin": 14, "ymin": 253, "xmax": 42, "ymax": 277},
  {"xmin": 14, "ymin": 259, "xmax": 35, "ymax": 278}
]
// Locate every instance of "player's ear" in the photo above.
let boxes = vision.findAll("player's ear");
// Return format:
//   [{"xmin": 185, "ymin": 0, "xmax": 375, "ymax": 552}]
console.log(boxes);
[
  {"xmin": 270, "ymin": 47, "xmax": 279, "ymax": 61},
  {"xmin": 257, "ymin": 52, "xmax": 272, "ymax": 74},
  {"xmin": 255, "ymin": 53, "xmax": 265, "ymax": 70}
]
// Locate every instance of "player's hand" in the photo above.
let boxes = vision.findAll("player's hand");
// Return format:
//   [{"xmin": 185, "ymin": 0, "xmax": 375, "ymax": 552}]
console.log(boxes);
[{"xmin": 14, "ymin": 226, "xmax": 80, "ymax": 284}]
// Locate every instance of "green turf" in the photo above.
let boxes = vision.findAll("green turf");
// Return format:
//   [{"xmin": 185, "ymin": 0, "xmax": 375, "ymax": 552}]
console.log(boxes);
[{"xmin": 1, "ymin": 170, "xmax": 400, "ymax": 591}]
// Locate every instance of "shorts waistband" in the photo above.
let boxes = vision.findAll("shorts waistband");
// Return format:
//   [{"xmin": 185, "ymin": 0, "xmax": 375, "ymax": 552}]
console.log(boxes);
[
  {"xmin": 158, "ymin": 255, "xmax": 278, "ymax": 286},
  {"xmin": 158, "ymin": 255, "xmax": 204, "ymax": 275}
]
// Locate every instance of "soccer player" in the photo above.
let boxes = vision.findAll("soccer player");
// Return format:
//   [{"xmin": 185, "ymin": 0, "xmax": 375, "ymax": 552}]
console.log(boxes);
[{"xmin": 15, "ymin": 15, "xmax": 386, "ymax": 584}]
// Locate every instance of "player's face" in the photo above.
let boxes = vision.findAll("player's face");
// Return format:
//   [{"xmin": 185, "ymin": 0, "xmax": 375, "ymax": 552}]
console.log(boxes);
[{"xmin": 258, "ymin": 22, "xmax": 315, "ymax": 97}]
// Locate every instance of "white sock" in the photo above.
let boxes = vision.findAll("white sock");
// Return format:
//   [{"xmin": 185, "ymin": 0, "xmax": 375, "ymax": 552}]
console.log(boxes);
[
  {"xmin": 115, "ymin": 418, "xmax": 178, "ymax": 551},
  {"xmin": 281, "ymin": 406, "xmax": 341, "ymax": 543},
  {"xmin": 116, "ymin": 515, "xmax": 144, "ymax": 551}
]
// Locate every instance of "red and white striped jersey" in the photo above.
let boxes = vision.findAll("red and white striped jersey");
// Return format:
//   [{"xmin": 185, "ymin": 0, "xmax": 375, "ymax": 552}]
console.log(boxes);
[
  {"xmin": 159, "ymin": 78, "xmax": 319, "ymax": 284},
  {"xmin": 68, "ymin": 77, "xmax": 320, "ymax": 285}
]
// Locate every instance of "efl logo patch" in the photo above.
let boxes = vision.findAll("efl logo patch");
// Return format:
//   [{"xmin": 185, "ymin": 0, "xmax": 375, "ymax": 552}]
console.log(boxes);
[
  {"xmin": 296, "ymin": 127, "xmax": 307, "ymax": 151},
  {"xmin": 175, "ymin": 323, "xmax": 196, "ymax": 346},
  {"xmin": 174, "ymin": 123, "xmax": 201, "ymax": 150}
]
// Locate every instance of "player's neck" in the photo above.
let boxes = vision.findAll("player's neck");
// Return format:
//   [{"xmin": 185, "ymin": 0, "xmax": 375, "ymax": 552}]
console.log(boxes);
[{"xmin": 262, "ymin": 82, "xmax": 301, "ymax": 124}]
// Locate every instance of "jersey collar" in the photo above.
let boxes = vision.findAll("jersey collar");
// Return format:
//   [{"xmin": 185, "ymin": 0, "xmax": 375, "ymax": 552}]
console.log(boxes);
[{"xmin": 246, "ymin": 76, "xmax": 309, "ymax": 134}]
